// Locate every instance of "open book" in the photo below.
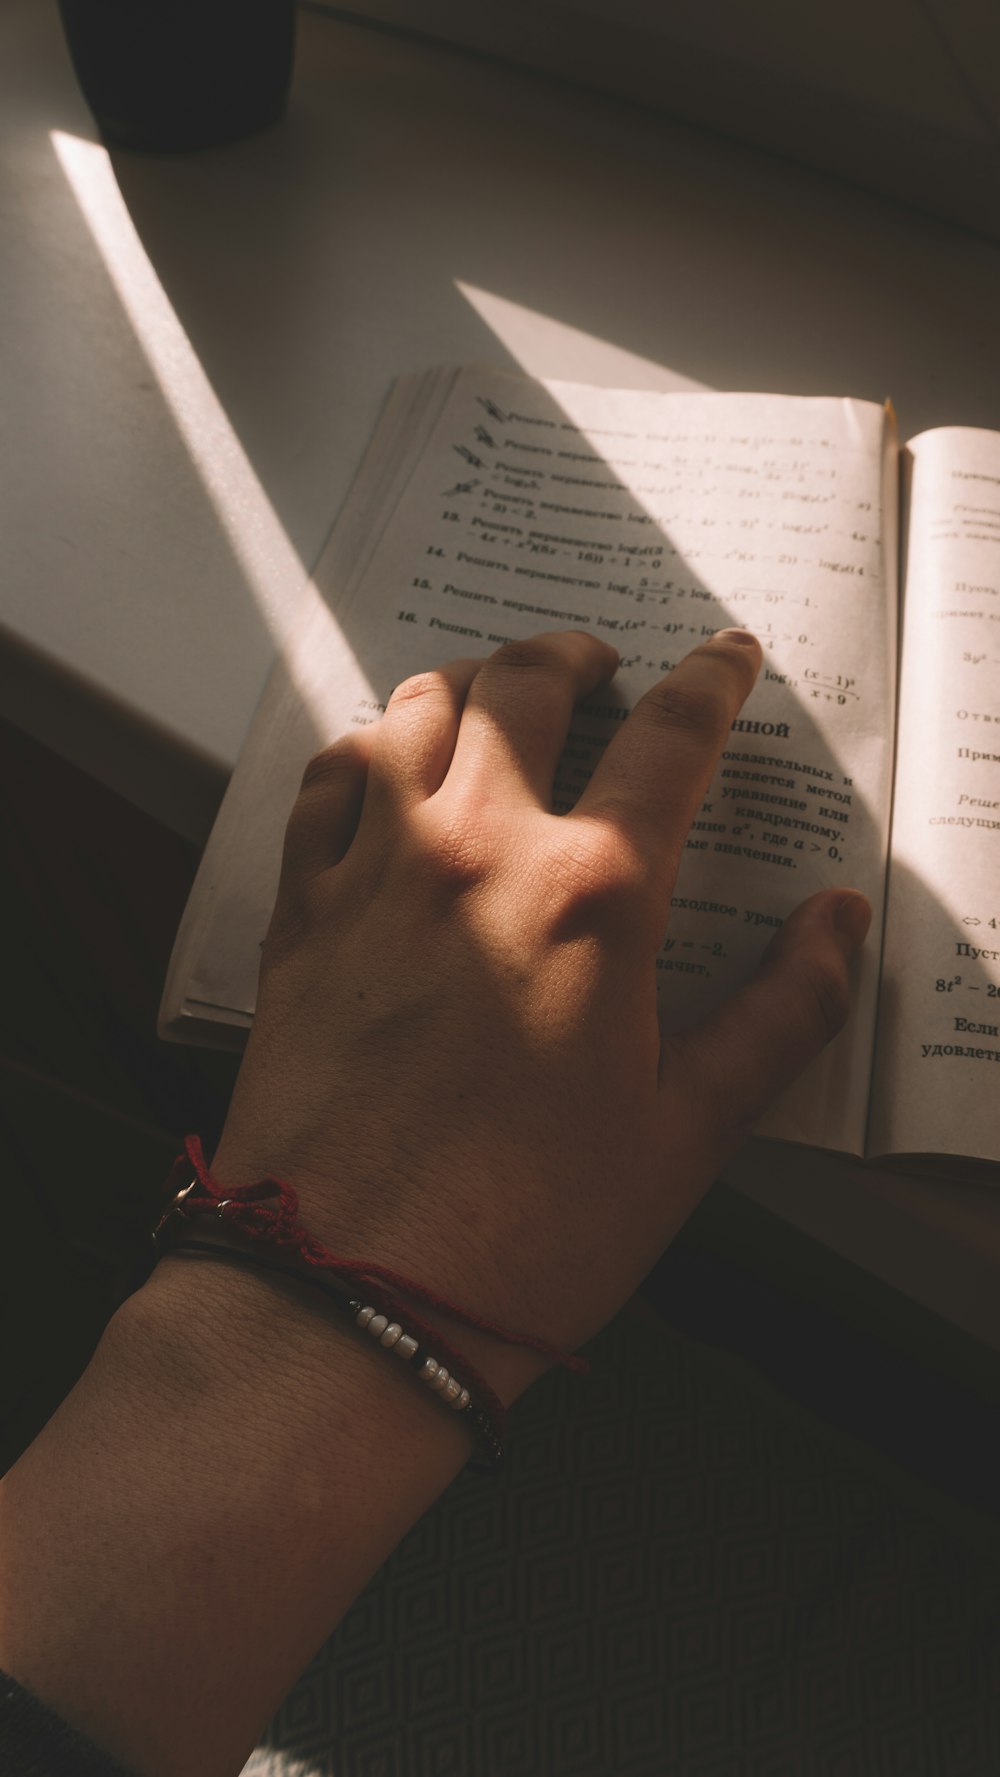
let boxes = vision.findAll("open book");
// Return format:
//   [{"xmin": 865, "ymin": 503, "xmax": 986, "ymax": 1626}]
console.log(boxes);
[{"xmin": 161, "ymin": 369, "xmax": 1000, "ymax": 1170}]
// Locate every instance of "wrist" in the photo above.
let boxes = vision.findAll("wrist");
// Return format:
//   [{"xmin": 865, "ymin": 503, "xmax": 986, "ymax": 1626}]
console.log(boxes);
[
  {"xmin": 128, "ymin": 1248, "xmax": 476, "ymax": 1477},
  {"xmin": 0, "ymin": 1235, "xmax": 469, "ymax": 1777},
  {"xmin": 178, "ymin": 1134, "xmax": 552, "ymax": 1408}
]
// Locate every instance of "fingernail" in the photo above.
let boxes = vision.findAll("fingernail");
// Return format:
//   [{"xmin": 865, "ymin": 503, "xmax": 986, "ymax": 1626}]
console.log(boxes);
[
  {"xmin": 710, "ymin": 628, "xmax": 759, "ymax": 647},
  {"xmin": 832, "ymin": 891, "xmax": 872, "ymax": 952}
]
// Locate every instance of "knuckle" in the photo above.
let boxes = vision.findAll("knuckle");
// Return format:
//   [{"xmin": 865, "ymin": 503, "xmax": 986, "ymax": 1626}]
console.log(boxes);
[
  {"xmin": 386, "ymin": 668, "xmax": 452, "ymax": 710},
  {"xmin": 299, "ymin": 736, "xmax": 364, "ymax": 792},
  {"xmin": 542, "ymin": 825, "xmax": 650, "ymax": 934},
  {"xmin": 487, "ymin": 639, "xmax": 559, "ymax": 679},
  {"xmin": 411, "ymin": 802, "xmax": 496, "ymax": 893}
]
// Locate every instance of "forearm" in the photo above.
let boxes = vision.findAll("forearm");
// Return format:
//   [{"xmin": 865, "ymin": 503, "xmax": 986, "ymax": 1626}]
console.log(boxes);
[{"xmin": 0, "ymin": 1255, "xmax": 469, "ymax": 1777}]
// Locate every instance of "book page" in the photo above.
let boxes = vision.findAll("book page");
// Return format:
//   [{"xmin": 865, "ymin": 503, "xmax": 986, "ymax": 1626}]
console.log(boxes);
[
  {"xmin": 869, "ymin": 426, "xmax": 1000, "ymax": 1164},
  {"xmin": 174, "ymin": 369, "xmax": 896, "ymax": 1154},
  {"xmin": 161, "ymin": 368, "xmax": 458, "ymax": 1041}
]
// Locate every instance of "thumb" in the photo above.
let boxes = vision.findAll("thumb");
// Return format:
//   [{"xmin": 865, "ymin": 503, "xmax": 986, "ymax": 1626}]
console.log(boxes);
[{"xmin": 664, "ymin": 888, "xmax": 872, "ymax": 1160}]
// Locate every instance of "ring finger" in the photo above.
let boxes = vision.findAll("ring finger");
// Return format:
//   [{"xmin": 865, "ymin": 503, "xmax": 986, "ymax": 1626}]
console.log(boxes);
[{"xmin": 362, "ymin": 654, "xmax": 485, "ymax": 816}]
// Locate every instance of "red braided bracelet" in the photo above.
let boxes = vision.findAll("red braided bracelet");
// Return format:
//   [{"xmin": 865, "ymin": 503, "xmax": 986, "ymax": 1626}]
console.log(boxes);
[{"xmin": 150, "ymin": 1137, "xmax": 588, "ymax": 1473}]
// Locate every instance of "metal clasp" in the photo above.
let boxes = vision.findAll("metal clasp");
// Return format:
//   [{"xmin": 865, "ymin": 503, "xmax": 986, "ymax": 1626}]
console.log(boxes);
[{"xmin": 152, "ymin": 1177, "xmax": 200, "ymax": 1247}]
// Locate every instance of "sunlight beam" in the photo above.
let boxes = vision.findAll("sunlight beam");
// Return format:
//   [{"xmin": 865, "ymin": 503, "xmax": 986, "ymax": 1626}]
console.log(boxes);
[
  {"xmin": 50, "ymin": 130, "xmax": 309, "ymax": 649},
  {"xmin": 455, "ymin": 282, "xmax": 709, "ymax": 393}
]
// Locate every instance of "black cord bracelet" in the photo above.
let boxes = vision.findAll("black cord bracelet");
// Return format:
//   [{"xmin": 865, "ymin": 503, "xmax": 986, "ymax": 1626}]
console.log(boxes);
[{"xmin": 157, "ymin": 1236, "xmax": 505, "ymax": 1473}]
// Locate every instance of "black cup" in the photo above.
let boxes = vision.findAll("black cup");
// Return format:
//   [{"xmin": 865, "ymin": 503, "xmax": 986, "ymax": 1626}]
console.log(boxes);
[{"xmin": 57, "ymin": 0, "xmax": 296, "ymax": 152}]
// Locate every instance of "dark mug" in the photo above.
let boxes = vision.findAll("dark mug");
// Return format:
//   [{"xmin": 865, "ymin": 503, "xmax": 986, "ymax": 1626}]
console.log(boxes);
[{"xmin": 57, "ymin": 0, "xmax": 296, "ymax": 152}]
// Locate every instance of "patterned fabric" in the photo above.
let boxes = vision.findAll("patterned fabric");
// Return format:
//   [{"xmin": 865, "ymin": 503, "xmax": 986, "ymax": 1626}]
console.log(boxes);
[
  {"xmin": 2, "ymin": 1307, "xmax": 997, "ymax": 1776},
  {"xmin": 245, "ymin": 1305, "xmax": 1000, "ymax": 1777}
]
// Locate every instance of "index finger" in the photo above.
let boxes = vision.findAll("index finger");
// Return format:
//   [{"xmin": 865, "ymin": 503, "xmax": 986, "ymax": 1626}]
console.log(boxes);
[{"xmin": 572, "ymin": 629, "xmax": 762, "ymax": 879}]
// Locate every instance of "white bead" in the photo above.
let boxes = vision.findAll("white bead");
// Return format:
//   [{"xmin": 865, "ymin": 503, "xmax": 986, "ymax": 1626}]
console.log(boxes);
[
  {"xmin": 442, "ymin": 1377, "xmax": 461, "ymax": 1403},
  {"xmin": 419, "ymin": 1358, "xmax": 439, "ymax": 1382},
  {"xmin": 456, "ymin": 1388, "xmax": 471, "ymax": 1411},
  {"xmin": 396, "ymin": 1334, "xmax": 418, "ymax": 1359},
  {"xmin": 380, "ymin": 1323, "xmax": 403, "ymax": 1347},
  {"xmin": 367, "ymin": 1314, "xmax": 388, "ymax": 1338},
  {"xmin": 431, "ymin": 1367, "xmax": 450, "ymax": 1392},
  {"xmin": 356, "ymin": 1305, "xmax": 376, "ymax": 1328}
]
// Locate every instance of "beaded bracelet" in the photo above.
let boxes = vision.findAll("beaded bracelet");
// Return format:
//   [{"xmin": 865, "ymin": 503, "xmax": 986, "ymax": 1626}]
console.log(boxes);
[
  {"xmin": 158, "ymin": 1232, "xmax": 505, "ymax": 1472},
  {"xmin": 148, "ymin": 1139, "xmax": 588, "ymax": 1479}
]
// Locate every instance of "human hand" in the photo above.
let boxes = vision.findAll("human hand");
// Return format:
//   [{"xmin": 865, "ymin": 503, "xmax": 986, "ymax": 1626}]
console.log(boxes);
[
  {"xmin": 0, "ymin": 629, "xmax": 871, "ymax": 1777},
  {"xmin": 212, "ymin": 629, "xmax": 870, "ymax": 1401}
]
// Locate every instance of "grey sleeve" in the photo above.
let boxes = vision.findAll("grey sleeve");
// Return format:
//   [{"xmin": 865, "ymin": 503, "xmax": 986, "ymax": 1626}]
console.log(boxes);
[{"xmin": 0, "ymin": 1668, "xmax": 142, "ymax": 1777}]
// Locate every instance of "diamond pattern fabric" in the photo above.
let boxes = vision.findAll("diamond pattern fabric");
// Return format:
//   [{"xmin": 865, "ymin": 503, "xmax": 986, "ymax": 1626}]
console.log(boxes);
[{"xmin": 243, "ymin": 1305, "xmax": 1000, "ymax": 1776}]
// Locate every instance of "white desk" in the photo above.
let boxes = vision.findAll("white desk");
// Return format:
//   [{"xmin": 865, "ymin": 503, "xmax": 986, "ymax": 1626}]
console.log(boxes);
[{"xmin": 4, "ymin": 0, "xmax": 1000, "ymax": 1347}]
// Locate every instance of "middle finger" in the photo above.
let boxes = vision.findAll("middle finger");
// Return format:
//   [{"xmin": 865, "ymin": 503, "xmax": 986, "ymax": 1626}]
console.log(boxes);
[
  {"xmin": 441, "ymin": 629, "xmax": 619, "ymax": 809},
  {"xmin": 573, "ymin": 629, "xmax": 762, "ymax": 882}
]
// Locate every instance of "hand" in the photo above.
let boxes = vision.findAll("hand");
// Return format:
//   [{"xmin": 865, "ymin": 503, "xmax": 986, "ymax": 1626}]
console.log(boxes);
[
  {"xmin": 0, "ymin": 630, "xmax": 874, "ymax": 1777},
  {"xmin": 212, "ymin": 629, "xmax": 870, "ymax": 1401}
]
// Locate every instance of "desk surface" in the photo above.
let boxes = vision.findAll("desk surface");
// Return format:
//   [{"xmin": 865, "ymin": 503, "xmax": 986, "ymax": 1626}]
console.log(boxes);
[{"xmin": 4, "ymin": 0, "xmax": 1000, "ymax": 1347}]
